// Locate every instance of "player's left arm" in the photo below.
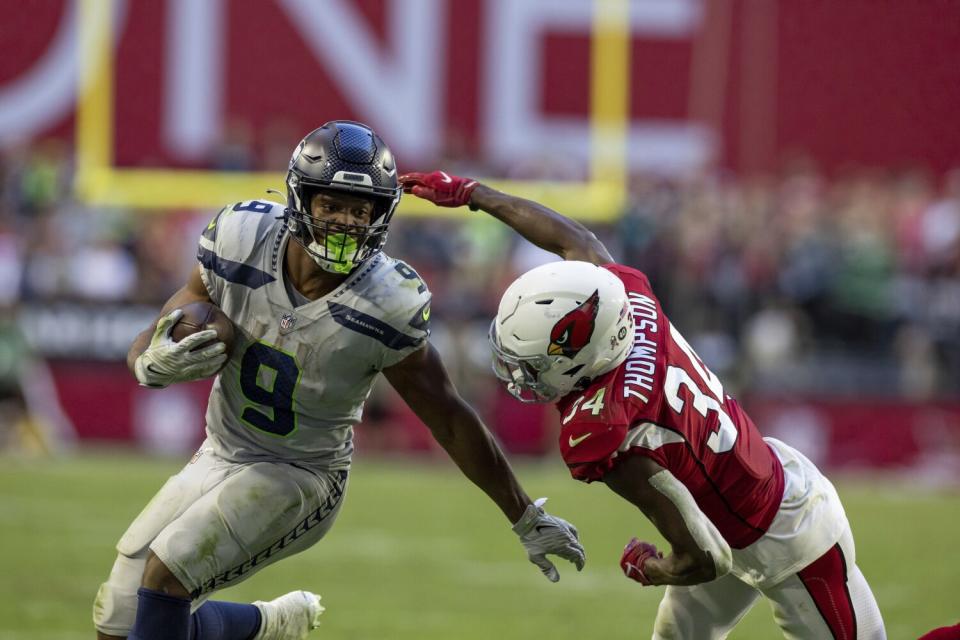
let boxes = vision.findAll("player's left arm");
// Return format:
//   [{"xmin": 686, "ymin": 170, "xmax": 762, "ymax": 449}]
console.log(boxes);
[
  {"xmin": 603, "ymin": 454, "xmax": 732, "ymax": 586},
  {"xmin": 384, "ymin": 343, "xmax": 529, "ymax": 520},
  {"xmin": 384, "ymin": 343, "xmax": 586, "ymax": 581}
]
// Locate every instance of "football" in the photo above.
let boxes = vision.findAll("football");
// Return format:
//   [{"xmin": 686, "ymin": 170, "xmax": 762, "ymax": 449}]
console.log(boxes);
[{"xmin": 170, "ymin": 301, "xmax": 236, "ymax": 357}]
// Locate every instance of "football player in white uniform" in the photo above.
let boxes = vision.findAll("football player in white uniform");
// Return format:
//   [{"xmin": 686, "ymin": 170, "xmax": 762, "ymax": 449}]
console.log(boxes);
[{"xmin": 93, "ymin": 121, "xmax": 585, "ymax": 640}]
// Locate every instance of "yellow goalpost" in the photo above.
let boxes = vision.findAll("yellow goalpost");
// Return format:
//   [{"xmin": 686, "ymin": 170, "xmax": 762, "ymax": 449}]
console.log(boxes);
[{"xmin": 75, "ymin": 0, "xmax": 629, "ymax": 222}]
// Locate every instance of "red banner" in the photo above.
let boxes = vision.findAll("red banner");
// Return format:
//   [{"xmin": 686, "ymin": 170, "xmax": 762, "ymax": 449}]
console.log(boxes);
[
  {"xmin": 746, "ymin": 398, "xmax": 960, "ymax": 473},
  {"xmin": 2, "ymin": 0, "xmax": 958, "ymax": 174}
]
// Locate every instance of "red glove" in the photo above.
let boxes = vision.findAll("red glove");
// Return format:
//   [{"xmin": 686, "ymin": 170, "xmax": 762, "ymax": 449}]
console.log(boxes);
[
  {"xmin": 620, "ymin": 538, "xmax": 663, "ymax": 586},
  {"xmin": 399, "ymin": 171, "xmax": 478, "ymax": 209}
]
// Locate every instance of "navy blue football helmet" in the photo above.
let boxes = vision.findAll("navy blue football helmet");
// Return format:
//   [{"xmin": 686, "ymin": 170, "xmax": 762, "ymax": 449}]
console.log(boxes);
[{"xmin": 285, "ymin": 121, "xmax": 401, "ymax": 273}]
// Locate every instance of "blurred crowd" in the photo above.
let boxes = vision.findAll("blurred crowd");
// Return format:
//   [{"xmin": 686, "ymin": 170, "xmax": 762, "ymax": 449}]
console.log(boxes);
[
  {"xmin": 613, "ymin": 163, "xmax": 960, "ymax": 400},
  {"xmin": 1, "ymin": 142, "xmax": 959, "ymax": 402}
]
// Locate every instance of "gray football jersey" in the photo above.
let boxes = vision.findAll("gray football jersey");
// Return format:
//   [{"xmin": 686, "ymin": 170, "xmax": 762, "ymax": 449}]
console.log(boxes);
[{"xmin": 196, "ymin": 199, "xmax": 431, "ymax": 469}]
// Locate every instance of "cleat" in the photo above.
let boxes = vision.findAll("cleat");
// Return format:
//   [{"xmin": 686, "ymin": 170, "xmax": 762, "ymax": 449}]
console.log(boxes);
[{"xmin": 253, "ymin": 590, "xmax": 324, "ymax": 640}]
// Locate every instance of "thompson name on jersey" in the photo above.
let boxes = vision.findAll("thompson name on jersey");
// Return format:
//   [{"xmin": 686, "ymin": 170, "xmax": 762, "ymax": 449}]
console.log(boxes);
[
  {"xmin": 557, "ymin": 265, "xmax": 784, "ymax": 547},
  {"xmin": 557, "ymin": 264, "xmax": 847, "ymax": 587},
  {"xmin": 196, "ymin": 199, "xmax": 431, "ymax": 469}
]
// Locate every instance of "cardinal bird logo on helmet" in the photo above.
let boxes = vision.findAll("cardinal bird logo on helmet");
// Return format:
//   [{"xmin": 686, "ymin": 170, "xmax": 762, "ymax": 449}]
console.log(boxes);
[{"xmin": 548, "ymin": 290, "xmax": 600, "ymax": 358}]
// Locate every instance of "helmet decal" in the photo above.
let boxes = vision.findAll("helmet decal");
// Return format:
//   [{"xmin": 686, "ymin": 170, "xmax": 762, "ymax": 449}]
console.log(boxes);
[
  {"xmin": 492, "ymin": 263, "xmax": 634, "ymax": 404},
  {"xmin": 548, "ymin": 289, "xmax": 600, "ymax": 358}
]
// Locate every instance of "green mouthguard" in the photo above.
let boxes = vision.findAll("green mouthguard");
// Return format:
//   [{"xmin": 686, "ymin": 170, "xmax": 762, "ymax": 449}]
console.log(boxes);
[{"xmin": 325, "ymin": 233, "xmax": 360, "ymax": 274}]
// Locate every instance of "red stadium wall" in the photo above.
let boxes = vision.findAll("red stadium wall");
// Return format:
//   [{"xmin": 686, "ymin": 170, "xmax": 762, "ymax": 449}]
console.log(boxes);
[
  {"xmin": 2, "ymin": 0, "xmax": 958, "ymax": 174},
  {"xmin": 9, "ymin": 1, "xmax": 960, "ymax": 468},
  {"xmin": 48, "ymin": 362, "xmax": 960, "ymax": 473}
]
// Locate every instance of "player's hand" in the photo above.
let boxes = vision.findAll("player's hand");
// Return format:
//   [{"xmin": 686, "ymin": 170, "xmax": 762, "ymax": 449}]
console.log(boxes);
[
  {"xmin": 399, "ymin": 171, "xmax": 478, "ymax": 208},
  {"xmin": 134, "ymin": 309, "xmax": 227, "ymax": 388},
  {"xmin": 511, "ymin": 497, "xmax": 586, "ymax": 582},
  {"xmin": 620, "ymin": 537, "xmax": 663, "ymax": 586}
]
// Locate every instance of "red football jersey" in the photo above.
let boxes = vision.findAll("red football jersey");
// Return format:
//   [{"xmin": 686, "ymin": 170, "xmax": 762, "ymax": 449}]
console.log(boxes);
[{"xmin": 556, "ymin": 264, "xmax": 784, "ymax": 548}]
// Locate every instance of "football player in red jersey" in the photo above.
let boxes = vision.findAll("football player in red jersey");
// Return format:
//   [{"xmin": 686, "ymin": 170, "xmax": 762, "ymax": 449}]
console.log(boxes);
[{"xmin": 402, "ymin": 171, "xmax": 887, "ymax": 640}]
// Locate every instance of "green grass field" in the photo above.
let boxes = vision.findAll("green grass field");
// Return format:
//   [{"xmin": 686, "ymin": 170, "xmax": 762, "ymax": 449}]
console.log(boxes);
[{"xmin": 1, "ymin": 450, "xmax": 956, "ymax": 639}]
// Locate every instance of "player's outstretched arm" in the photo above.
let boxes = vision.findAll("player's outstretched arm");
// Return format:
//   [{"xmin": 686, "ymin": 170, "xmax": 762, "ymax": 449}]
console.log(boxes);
[
  {"xmin": 384, "ymin": 343, "xmax": 586, "ymax": 581},
  {"xmin": 400, "ymin": 171, "xmax": 613, "ymax": 265},
  {"xmin": 603, "ymin": 454, "xmax": 732, "ymax": 587},
  {"xmin": 383, "ymin": 343, "xmax": 530, "ymax": 520},
  {"xmin": 127, "ymin": 265, "xmax": 226, "ymax": 388}
]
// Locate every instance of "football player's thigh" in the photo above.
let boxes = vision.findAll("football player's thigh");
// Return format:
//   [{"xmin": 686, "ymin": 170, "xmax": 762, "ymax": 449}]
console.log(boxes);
[
  {"xmin": 763, "ymin": 529, "xmax": 886, "ymax": 640},
  {"xmin": 150, "ymin": 462, "xmax": 348, "ymax": 600},
  {"xmin": 652, "ymin": 572, "xmax": 760, "ymax": 640}
]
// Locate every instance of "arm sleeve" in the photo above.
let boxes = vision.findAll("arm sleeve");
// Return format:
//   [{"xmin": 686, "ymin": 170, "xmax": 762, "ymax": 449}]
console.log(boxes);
[{"xmin": 648, "ymin": 470, "xmax": 733, "ymax": 578}]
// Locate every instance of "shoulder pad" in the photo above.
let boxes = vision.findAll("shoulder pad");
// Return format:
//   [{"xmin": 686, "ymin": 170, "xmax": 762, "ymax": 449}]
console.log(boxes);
[
  {"xmin": 332, "ymin": 255, "xmax": 432, "ymax": 367},
  {"xmin": 196, "ymin": 200, "xmax": 284, "ymax": 295},
  {"xmin": 364, "ymin": 255, "xmax": 433, "ymax": 334},
  {"xmin": 604, "ymin": 263, "xmax": 653, "ymax": 292},
  {"xmin": 200, "ymin": 199, "xmax": 284, "ymax": 261}
]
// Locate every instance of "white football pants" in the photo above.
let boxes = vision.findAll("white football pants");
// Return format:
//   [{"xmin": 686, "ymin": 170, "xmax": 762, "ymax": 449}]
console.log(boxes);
[
  {"xmin": 93, "ymin": 443, "xmax": 348, "ymax": 636},
  {"xmin": 651, "ymin": 526, "xmax": 886, "ymax": 639}
]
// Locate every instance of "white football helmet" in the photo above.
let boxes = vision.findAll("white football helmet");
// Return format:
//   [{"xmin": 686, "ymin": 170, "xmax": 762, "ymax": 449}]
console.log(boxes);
[{"xmin": 490, "ymin": 261, "xmax": 635, "ymax": 403}]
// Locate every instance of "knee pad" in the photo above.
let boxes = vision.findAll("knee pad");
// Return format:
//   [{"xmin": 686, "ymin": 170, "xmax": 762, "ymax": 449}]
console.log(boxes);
[
  {"xmin": 653, "ymin": 592, "xmax": 691, "ymax": 639},
  {"xmin": 93, "ymin": 552, "xmax": 147, "ymax": 636}
]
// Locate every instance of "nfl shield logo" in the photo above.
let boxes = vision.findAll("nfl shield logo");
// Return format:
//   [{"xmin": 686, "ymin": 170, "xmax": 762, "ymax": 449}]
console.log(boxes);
[{"xmin": 279, "ymin": 313, "xmax": 297, "ymax": 333}]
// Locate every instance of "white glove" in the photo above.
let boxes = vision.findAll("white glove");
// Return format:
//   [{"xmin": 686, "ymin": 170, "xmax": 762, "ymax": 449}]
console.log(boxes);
[
  {"xmin": 133, "ymin": 309, "xmax": 228, "ymax": 388},
  {"xmin": 512, "ymin": 497, "xmax": 586, "ymax": 582}
]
